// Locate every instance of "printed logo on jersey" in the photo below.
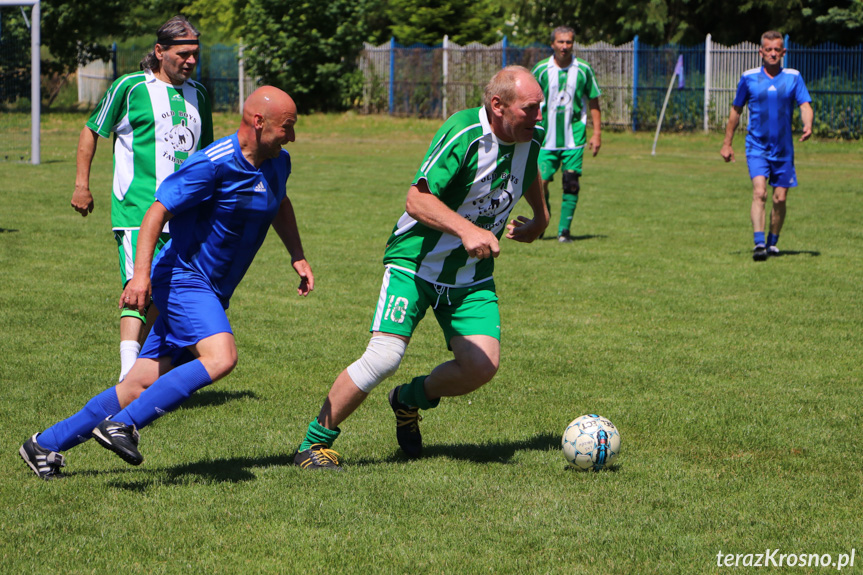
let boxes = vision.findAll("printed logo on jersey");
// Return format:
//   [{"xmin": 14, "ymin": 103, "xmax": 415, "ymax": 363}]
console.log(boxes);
[
  {"xmin": 469, "ymin": 184, "xmax": 514, "ymax": 230},
  {"xmin": 556, "ymin": 91, "xmax": 572, "ymax": 107},
  {"xmin": 254, "ymin": 181, "xmax": 267, "ymax": 192},
  {"xmin": 164, "ymin": 119, "xmax": 196, "ymax": 153},
  {"xmin": 172, "ymin": 93, "xmax": 185, "ymax": 102}
]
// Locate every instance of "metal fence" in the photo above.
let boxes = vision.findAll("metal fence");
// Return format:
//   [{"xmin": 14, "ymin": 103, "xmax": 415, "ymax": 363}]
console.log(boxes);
[
  {"xmin": 75, "ymin": 37, "xmax": 863, "ymax": 137},
  {"xmin": 359, "ymin": 36, "xmax": 863, "ymax": 138},
  {"xmin": 77, "ymin": 43, "xmax": 258, "ymax": 112}
]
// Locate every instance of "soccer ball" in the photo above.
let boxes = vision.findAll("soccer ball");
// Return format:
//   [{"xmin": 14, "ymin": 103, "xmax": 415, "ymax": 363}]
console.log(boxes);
[{"xmin": 562, "ymin": 414, "xmax": 621, "ymax": 471}]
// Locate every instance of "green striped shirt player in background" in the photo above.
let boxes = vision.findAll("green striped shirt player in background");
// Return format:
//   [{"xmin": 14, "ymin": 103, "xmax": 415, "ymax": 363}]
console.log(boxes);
[
  {"xmin": 70, "ymin": 16, "xmax": 213, "ymax": 382},
  {"xmin": 292, "ymin": 66, "xmax": 550, "ymax": 471},
  {"xmin": 531, "ymin": 25, "xmax": 602, "ymax": 243}
]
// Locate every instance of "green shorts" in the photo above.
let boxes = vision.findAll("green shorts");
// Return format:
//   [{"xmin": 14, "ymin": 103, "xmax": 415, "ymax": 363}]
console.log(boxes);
[
  {"xmin": 370, "ymin": 267, "xmax": 500, "ymax": 348},
  {"xmin": 114, "ymin": 229, "xmax": 170, "ymax": 321},
  {"xmin": 539, "ymin": 148, "xmax": 584, "ymax": 181}
]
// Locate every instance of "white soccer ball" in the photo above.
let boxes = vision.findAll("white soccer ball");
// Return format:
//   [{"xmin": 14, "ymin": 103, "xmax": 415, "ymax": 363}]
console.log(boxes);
[{"xmin": 562, "ymin": 414, "xmax": 621, "ymax": 471}]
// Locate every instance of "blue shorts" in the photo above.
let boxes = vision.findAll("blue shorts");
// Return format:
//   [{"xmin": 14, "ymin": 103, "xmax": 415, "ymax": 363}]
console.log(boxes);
[
  {"xmin": 747, "ymin": 156, "xmax": 797, "ymax": 188},
  {"xmin": 139, "ymin": 270, "xmax": 233, "ymax": 366}
]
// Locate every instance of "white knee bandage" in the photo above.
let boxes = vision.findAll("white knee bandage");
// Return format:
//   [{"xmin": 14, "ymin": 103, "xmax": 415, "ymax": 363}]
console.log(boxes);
[{"xmin": 346, "ymin": 336, "xmax": 407, "ymax": 393}]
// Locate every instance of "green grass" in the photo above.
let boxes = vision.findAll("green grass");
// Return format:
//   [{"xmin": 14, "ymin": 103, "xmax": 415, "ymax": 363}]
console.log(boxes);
[{"xmin": 1, "ymin": 113, "xmax": 861, "ymax": 574}]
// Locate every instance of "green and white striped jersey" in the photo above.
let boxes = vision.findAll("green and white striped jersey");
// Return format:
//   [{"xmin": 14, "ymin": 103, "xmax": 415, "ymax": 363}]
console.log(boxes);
[
  {"xmin": 383, "ymin": 107, "xmax": 544, "ymax": 287},
  {"xmin": 531, "ymin": 56, "xmax": 601, "ymax": 150},
  {"xmin": 86, "ymin": 70, "xmax": 213, "ymax": 229}
]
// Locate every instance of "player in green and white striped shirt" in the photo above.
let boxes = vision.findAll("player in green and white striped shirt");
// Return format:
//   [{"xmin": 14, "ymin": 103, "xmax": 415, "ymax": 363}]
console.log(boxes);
[
  {"xmin": 70, "ymin": 16, "xmax": 213, "ymax": 382},
  {"xmin": 531, "ymin": 26, "xmax": 602, "ymax": 242},
  {"xmin": 292, "ymin": 66, "xmax": 550, "ymax": 471}
]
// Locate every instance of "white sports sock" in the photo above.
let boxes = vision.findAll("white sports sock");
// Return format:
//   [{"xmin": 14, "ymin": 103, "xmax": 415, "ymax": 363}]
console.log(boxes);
[{"xmin": 119, "ymin": 340, "xmax": 142, "ymax": 382}]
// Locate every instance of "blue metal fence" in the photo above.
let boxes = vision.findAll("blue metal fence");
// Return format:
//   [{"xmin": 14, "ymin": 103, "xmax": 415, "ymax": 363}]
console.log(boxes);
[
  {"xmin": 112, "ymin": 43, "xmax": 242, "ymax": 111},
  {"xmin": 786, "ymin": 40, "xmax": 863, "ymax": 139},
  {"xmin": 97, "ymin": 38, "xmax": 863, "ymax": 137}
]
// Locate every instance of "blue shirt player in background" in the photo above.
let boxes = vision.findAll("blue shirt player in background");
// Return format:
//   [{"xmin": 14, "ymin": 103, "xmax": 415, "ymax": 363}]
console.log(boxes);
[
  {"xmin": 20, "ymin": 87, "xmax": 313, "ymax": 478},
  {"xmin": 720, "ymin": 30, "xmax": 813, "ymax": 262}
]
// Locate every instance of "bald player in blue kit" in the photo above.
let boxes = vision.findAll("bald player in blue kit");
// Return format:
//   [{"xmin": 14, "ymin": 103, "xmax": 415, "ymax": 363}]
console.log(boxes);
[
  {"xmin": 19, "ymin": 86, "xmax": 313, "ymax": 478},
  {"xmin": 720, "ymin": 30, "xmax": 813, "ymax": 261}
]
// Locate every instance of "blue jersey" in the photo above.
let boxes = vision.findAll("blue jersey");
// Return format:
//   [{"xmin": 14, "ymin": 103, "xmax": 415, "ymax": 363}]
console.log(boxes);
[
  {"xmin": 732, "ymin": 67, "xmax": 811, "ymax": 161},
  {"xmin": 153, "ymin": 133, "xmax": 291, "ymax": 304}
]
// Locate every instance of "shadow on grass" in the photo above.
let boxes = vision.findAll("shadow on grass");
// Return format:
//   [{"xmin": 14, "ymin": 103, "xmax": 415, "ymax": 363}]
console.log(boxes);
[
  {"xmin": 541, "ymin": 234, "xmax": 606, "ymax": 242},
  {"xmin": 352, "ymin": 431, "xmax": 562, "ymax": 466},
  {"xmin": 89, "ymin": 431, "xmax": 562, "ymax": 490},
  {"xmin": 735, "ymin": 249, "xmax": 821, "ymax": 258},
  {"xmin": 0, "ymin": 228, "xmax": 20, "ymax": 233},
  {"xmin": 103, "ymin": 453, "xmax": 295, "ymax": 491},
  {"xmin": 177, "ymin": 389, "xmax": 258, "ymax": 410}
]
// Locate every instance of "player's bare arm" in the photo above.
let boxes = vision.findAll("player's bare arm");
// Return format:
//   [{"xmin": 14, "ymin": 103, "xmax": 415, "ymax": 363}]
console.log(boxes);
[
  {"xmin": 588, "ymin": 98, "xmax": 602, "ymax": 156},
  {"xmin": 406, "ymin": 181, "xmax": 500, "ymax": 259},
  {"xmin": 506, "ymin": 173, "xmax": 549, "ymax": 242},
  {"xmin": 720, "ymin": 106, "xmax": 743, "ymax": 162},
  {"xmin": 799, "ymin": 102, "xmax": 814, "ymax": 142},
  {"xmin": 120, "ymin": 201, "xmax": 173, "ymax": 313},
  {"xmin": 71, "ymin": 127, "xmax": 99, "ymax": 216},
  {"xmin": 272, "ymin": 196, "xmax": 314, "ymax": 296}
]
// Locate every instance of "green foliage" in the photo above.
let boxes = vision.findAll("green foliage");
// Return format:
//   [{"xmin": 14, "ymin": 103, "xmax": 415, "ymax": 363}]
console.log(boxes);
[
  {"xmin": 38, "ymin": 0, "xmax": 139, "ymax": 74},
  {"xmin": 2, "ymin": 112, "xmax": 862, "ymax": 572},
  {"xmin": 241, "ymin": 0, "xmax": 369, "ymax": 112},
  {"xmin": 497, "ymin": 0, "xmax": 863, "ymax": 46},
  {"xmin": 185, "ymin": 0, "xmax": 247, "ymax": 43},
  {"xmin": 386, "ymin": 0, "xmax": 502, "ymax": 45}
]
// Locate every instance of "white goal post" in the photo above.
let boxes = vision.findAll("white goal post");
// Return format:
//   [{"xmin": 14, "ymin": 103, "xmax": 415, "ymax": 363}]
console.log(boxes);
[{"xmin": 0, "ymin": 0, "xmax": 39, "ymax": 164}]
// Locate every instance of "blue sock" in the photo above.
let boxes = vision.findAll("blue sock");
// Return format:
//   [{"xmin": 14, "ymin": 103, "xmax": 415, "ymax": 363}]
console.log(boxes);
[
  {"xmin": 754, "ymin": 231, "xmax": 766, "ymax": 246},
  {"xmin": 113, "ymin": 359, "xmax": 212, "ymax": 429},
  {"xmin": 37, "ymin": 387, "xmax": 121, "ymax": 452},
  {"xmin": 767, "ymin": 233, "xmax": 779, "ymax": 247}
]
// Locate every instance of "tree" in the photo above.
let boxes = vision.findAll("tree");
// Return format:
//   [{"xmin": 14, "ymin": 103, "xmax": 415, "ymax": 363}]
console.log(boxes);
[
  {"xmin": 240, "ymin": 0, "xmax": 370, "ymax": 112},
  {"xmin": 385, "ymin": 0, "xmax": 502, "ymax": 45}
]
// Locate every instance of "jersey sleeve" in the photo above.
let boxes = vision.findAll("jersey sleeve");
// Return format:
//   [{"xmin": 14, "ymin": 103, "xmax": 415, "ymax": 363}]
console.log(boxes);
[
  {"xmin": 155, "ymin": 153, "xmax": 217, "ymax": 215},
  {"xmin": 732, "ymin": 75, "xmax": 749, "ymax": 108},
  {"xmin": 195, "ymin": 83, "xmax": 215, "ymax": 148},
  {"xmin": 793, "ymin": 75, "xmax": 812, "ymax": 106},
  {"xmin": 86, "ymin": 76, "xmax": 130, "ymax": 138},
  {"xmin": 413, "ymin": 123, "xmax": 466, "ymax": 200},
  {"xmin": 585, "ymin": 64, "xmax": 602, "ymax": 99}
]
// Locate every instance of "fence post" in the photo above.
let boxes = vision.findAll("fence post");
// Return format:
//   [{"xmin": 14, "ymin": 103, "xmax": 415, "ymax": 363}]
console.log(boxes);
[
  {"xmin": 112, "ymin": 41, "xmax": 117, "ymax": 81},
  {"xmin": 238, "ymin": 44, "xmax": 245, "ymax": 114},
  {"xmin": 502, "ymin": 35, "xmax": 508, "ymax": 68},
  {"xmin": 784, "ymin": 34, "xmax": 790, "ymax": 68},
  {"xmin": 632, "ymin": 35, "xmax": 639, "ymax": 132},
  {"xmin": 704, "ymin": 33, "xmax": 711, "ymax": 133},
  {"xmin": 443, "ymin": 35, "xmax": 449, "ymax": 119},
  {"xmin": 389, "ymin": 37, "xmax": 395, "ymax": 115}
]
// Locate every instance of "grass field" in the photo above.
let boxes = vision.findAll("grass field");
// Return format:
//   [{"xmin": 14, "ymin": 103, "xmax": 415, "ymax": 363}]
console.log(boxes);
[{"xmin": 1, "ymin": 112, "xmax": 861, "ymax": 574}]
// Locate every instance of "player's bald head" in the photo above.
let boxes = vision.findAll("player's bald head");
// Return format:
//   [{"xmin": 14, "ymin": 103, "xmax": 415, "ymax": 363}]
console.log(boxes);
[
  {"xmin": 243, "ymin": 86, "xmax": 296, "ymax": 126},
  {"xmin": 483, "ymin": 66, "xmax": 538, "ymax": 109}
]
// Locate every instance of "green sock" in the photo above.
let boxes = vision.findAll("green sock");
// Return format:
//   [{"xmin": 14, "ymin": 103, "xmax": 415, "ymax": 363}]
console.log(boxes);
[
  {"xmin": 398, "ymin": 376, "xmax": 440, "ymax": 410},
  {"xmin": 558, "ymin": 193, "xmax": 579, "ymax": 235},
  {"xmin": 298, "ymin": 417, "xmax": 340, "ymax": 452}
]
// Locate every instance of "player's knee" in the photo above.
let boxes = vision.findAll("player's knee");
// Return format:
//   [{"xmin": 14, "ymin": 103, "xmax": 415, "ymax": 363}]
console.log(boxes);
[
  {"xmin": 204, "ymin": 349, "xmax": 238, "ymax": 380},
  {"xmin": 346, "ymin": 336, "xmax": 407, "ymax": 393},
  {"xmin": 562, "ymin": 171, "xmax": 580, "ymax": 196},
  {"xmin": 462, "ymin": 352, "xmax": 499, "ymax": 387}
]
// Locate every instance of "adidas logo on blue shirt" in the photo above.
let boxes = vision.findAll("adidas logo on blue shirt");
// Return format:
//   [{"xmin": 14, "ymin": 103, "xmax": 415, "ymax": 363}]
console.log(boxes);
[{"xmin": 254, "ymin": 181, "xmax": 267, "ymax": 192}]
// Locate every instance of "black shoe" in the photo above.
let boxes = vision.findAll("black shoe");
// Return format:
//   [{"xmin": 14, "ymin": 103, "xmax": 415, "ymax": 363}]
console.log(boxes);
[
  {"xmin": 92, "ymin": 419, "xmax": 143, "ymax": 465},
  {"xmin": 388, "ymin": 386, "xmax": 423, "ymax": 459},
  {"xmin": 558, "ymin": 231, "xmax": 573, "ymax": 243},
  {"xmin": 752, "ymin": 244, "xmax": 767, "ymax": 261},
  {"xmin": 19, "ymin": 434, "xmax": 66, "ymax": 480},
  {"xmin": 767, "ymin": 245, "xmax": 780, "ymax": 257},
  {"xmin": 294, "ymin": 443, "xmax": 343, "ymax": 471}
]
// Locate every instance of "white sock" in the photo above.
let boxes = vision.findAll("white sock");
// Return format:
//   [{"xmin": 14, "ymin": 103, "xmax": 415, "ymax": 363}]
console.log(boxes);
[{"xmin": 119, "ymin": 340, "xmax": 142, "ymax": 382}]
